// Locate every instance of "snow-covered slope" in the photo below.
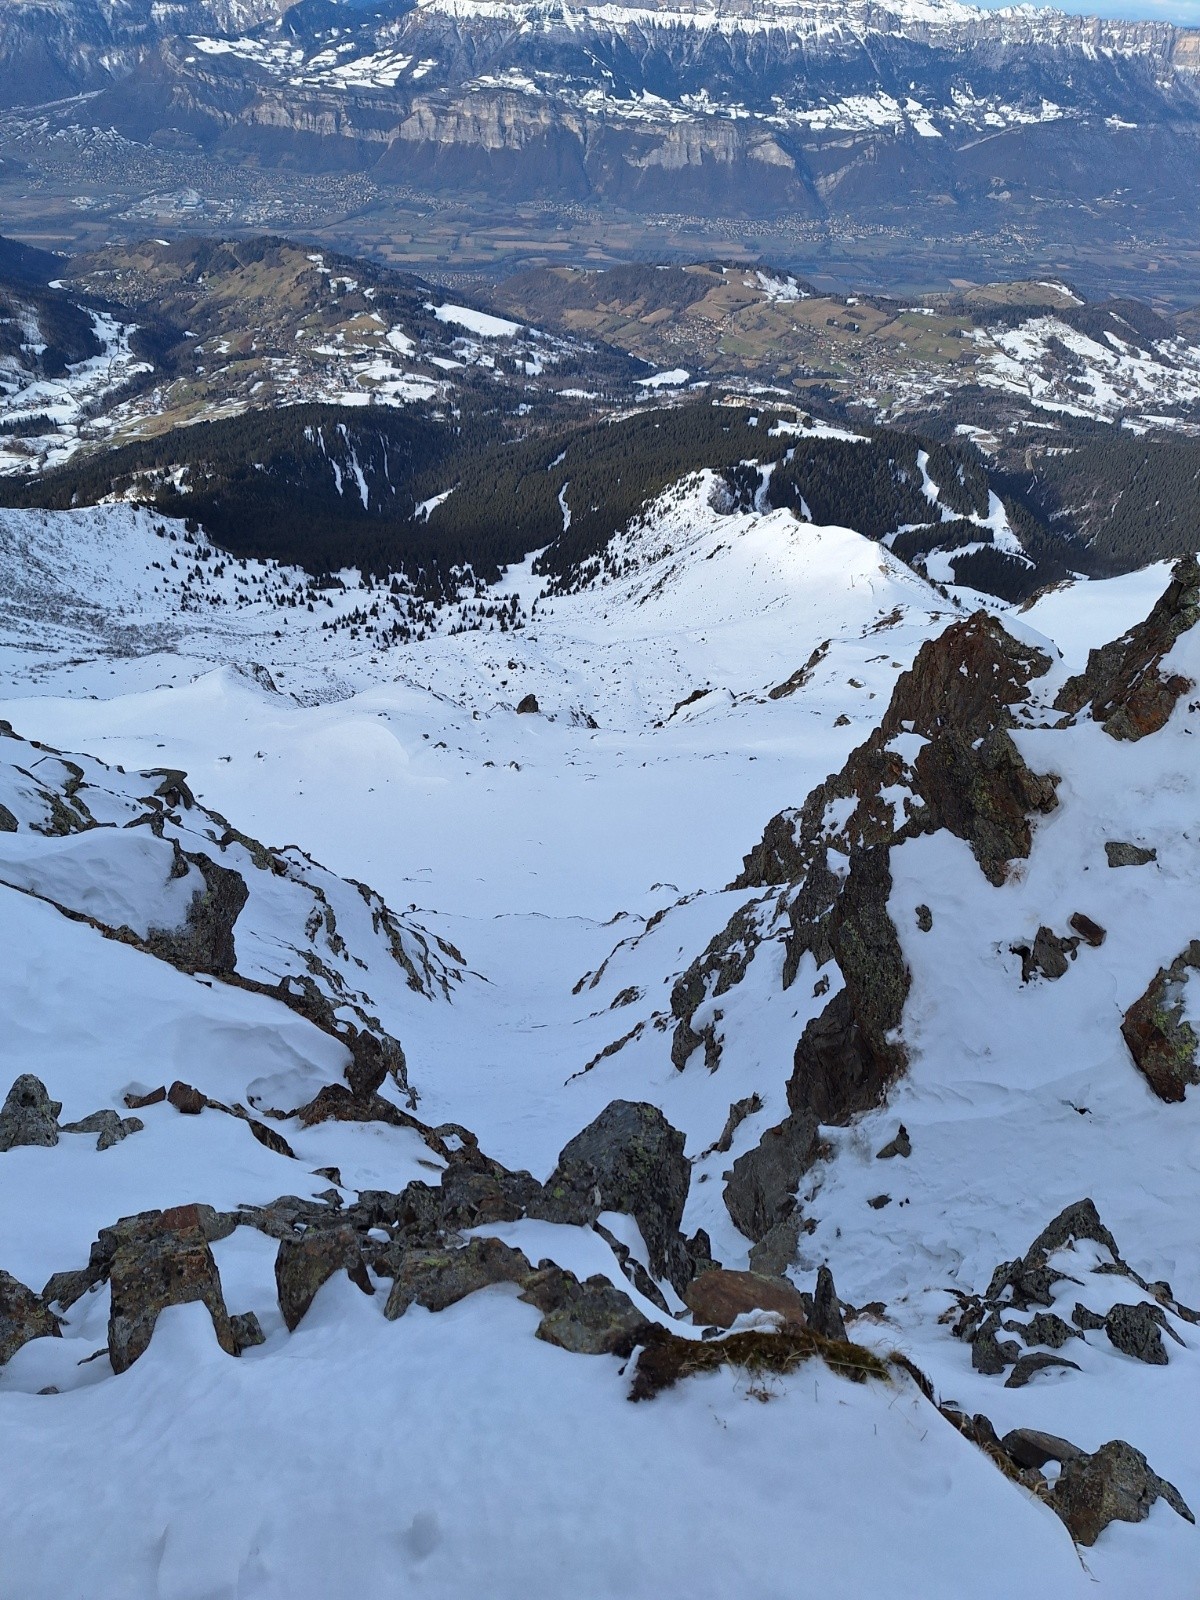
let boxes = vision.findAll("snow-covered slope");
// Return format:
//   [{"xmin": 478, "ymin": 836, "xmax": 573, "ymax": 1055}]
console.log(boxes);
[{"xmin": 0, "ymin": 487, "xmax": 1198, "ymax": 1598}]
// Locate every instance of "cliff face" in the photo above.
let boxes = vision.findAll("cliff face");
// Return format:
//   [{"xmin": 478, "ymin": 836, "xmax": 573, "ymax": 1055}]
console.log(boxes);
[{"xmin": 7, "ymin": 0, "xmax": 1200, "ymax": 225}]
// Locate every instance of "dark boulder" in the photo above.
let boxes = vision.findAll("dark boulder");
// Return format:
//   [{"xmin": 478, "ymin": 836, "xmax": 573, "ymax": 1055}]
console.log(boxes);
[
  {"xmin": 1052, "ymin": 1439, "xmax": 1194, "ymax": 1546},
  {"xmin": 1105, "ymin": 841, "xmax": 1157, "ymax": 868},
  {"xmin": 60, "ymin": 1109, "xmax": 143, "ymax": 1150},
  {"xmin": 108, "ymin": 1204, "xmax": 239, "ymax": 1373},
  {"xmin": 1105, "ymin": 1302, "xmax": 1170, "ymax": 1365},
  {"xmin": 519, "ymin": 1265, "xmax": 649, "ymax": 1355},
  {"xmin": 683, "ymin": 1268, "xmax": 809, "ymax": 1331},
  {"xmin": 723, "ymin": 1110, "xmax": 818, "ymax": 1245},
  {"xmin": 809, "ymin": 1265, "xmax": 849, "ymax": 1342},
  {"xmin": 1001, "ymin": 1427, "xmax": 1085, "ymax": 1471},
  {"xmin": 535, "ymin": 1100, "xmax": 691, "ymax": 1291},
  {"xmin": 275, "ymin": 1225, "xmax": 374, "ymax": 1332},
  {"xmin": 384, "ymin": 1237, "xmax": 529, "ymax": 1319}
]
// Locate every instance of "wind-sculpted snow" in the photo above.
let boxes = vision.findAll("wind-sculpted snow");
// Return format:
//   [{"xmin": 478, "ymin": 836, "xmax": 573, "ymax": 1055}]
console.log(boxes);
[{"xmin": 0, "ymin": 483, "xmax": 1198, "ymax": 1595}]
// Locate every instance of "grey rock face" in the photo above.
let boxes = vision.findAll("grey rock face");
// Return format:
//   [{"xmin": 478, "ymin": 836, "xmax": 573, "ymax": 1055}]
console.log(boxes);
[
  {"xmin": 384, "ymin": 1237, "xmax": 529, "ymax": 1320},
  {"xmin": 60, "ymin": 1109, "xmax": 143, "ymax": 1151},
  {"xmin": 520, "ymin": 1265, "xmax": 649, "ymax": 1355},
  {"xmin": 535, "ymin": 1100, "xmax": 691, "ymax": 1290},
  {"xmin": 0, "ymin": 1075, "xmax": 61, "ymax": 1152},
  {"xmin": 0, "ymin": 1270, "xmax": 60, "ymax": 1365},
  {"xmin": 723, "ymin": 1110, "xmax": 818, "ymax": 1245},
  {"xmin": 1105, "ymin": 841, "xmax": 1157, "ymax": 868},
  {"xmin": 108, "ymin": 1204, "xmax": 239, "ymax": 1373},
  {"xmin": 275, "ymin": 1225, "xmax": 374, "ymax": 1332},
  {"xmin": 1105, "ymin": 1302, "xmax": 1170, "ymax": 1365},
  {"xmin": 809, "ymin": 1265, "xmax": 848, "ymax": 1342},
  {"xmin": 1052, "ymin": 1439, "xmax": 1195, "ymax": 1546}
]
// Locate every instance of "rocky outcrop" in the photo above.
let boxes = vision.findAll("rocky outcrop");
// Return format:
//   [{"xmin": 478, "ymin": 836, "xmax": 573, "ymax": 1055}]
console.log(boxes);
[
  {"xmin": 676, "ymin": 614, "xmax": 1059, "ymax": 1243},
  {"xmin": 1055, "ymin": 553, "xmax": 1199, "ymax": 739},
  {"xmin": 384, "ymin": 1238, "xmax": 530, "ymax": 1320},
  {"xmin": 1051, "ymin": 1440, "xmax": 1194, "ymax": 1545},
  {"xmin": 519, "ymin": 1265, "xmax": 649, "ymax": 1355},
  {"xmin": 59, "ymin": 1108, "xmax": 143, "ymax": 1150},
  {"xmin": 143, "ymin": 851, "xmax": 249, "ymax": 976},
  {"xmin": 809, "ymin": 1265, "xmax": 848, "ymax": 1342},
  {"xmin": 0, "ymin": 1270, "xmax": 59, "ymax": 1365},
  {"xmin": 723, "ymin": 1110, "xmax": 819, "ymax": 1244},
  {"xmin": 107, "ymin": 1204, "xmax": 239, "ymax": 1373},
  {"xmin": 0, "ymin": 1075, "xmax": 61, "ymax": 1151},
  {"xmin": 1121, "ymin": 941, "xmax": 1200, "ymax": 1102},
  {"xmin": 275, "ymin": 1225, "xmax": 374, "ymax": 1332},
  {"xmin": 949, "ymin": 1199, "xmax": 1196, "ymax": 1380},
  {"xmin": 534, "ymin": 1100, "xmax": 693, "ymax": 1291}
]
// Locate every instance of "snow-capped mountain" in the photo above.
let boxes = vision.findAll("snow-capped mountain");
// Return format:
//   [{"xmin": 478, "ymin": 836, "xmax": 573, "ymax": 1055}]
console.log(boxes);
[
  {"xmin": 0, "ymin": 471, "xmax": 1197, "ymax": 1596},
  {"xmin": 5, "ymin": 0, "xmax": 1200, "ymax": 253}
]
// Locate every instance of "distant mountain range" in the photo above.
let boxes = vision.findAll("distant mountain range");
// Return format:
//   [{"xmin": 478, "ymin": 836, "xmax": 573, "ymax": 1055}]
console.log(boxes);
[{"xmin": 6, "ymin": 0, "xmax": 1200, "ymax": 260}]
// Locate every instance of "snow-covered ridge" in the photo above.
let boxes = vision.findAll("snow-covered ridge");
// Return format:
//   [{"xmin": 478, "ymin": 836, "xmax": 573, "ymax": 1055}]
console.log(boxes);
[{"xmin": 0, "ymin": 468, "xmax": 1198, "ymax": 1592}]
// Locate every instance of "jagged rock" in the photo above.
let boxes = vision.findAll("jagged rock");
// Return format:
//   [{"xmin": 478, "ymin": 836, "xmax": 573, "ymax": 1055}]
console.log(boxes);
[
  {"xmin": 124, "ymin": 1086, "xmax": 166, "ymax": 1109},
  {"xmin": 875, "ymin": 1124, "xmax": 911, "ymax": 1160},
  {"xmin": 989, "ymin": 1198, "xmax": 1123, "ymax": 1310},
  {"xmin": 43, "ymin": 1202, "xmax": 240, "ymax": 1313},
  {"xmin": 230, "ymin": 1310, "xmax": 266, "ymax": 1351},
  {"xmin": 723, "ymin": 1109, "xmax": 818, "ymax": 1244},
  {"xmin": 60, "ymin": 1109, "xmax": 143, "ymax": 1150},
  {"xmin": 0, "ymin": 1074, "xmax": 61, "ymax": 1151},
  {"xmin": 708, "ymin": 1092, "xmax": 763, "ymax": 1156},
  {"xmin": 1002, "ymin": 1428, "xmax": 1085, "ymax": 1471},
  {"xmin": 340, "ymin": 1022, "xmax": 408, "ymax": 1101},
  {"xmin": 972, "ymin": 1312, "xmax": 1021, "ymax": 1374},
  {"xmin": 1073, "ymin": 1303, "xmax": 1108, "ymax": 1332},
  {"xmin": 1004, "ymin": 1351, "xmax": 1081, "ymax": 1387},
  {"xmin": 683, "ymin": 1268, "xmax": 809, "ymax": 1330},
  {"xmin": 516, "ymin": 693, "xmax": 539, "ymax": 714},
  {"xmin": 1015, "ymin": 926, "xmax": 1073, "ymax": 982},
  {"xmin": 1069, "ymin": 912, "xmax": 1107, "ymax": 947},
  {"xmin": 1051, "ymin": 1439, "xmax": 1195, "ymax": 1545},
  {"xmin": 1105, "ymin": 1302, "xmax": 1170, "ymax": 1365},
  {"xmin": 1008, "ymin": 1311, "xmax": 1080, "ymax": 1349},
  {"xmin": 519, "ymin": 1265, "xmax": 649, "ymax": 1354},
  {"xmin": 748, "ymin": 1214, "xmax": 802, "ymax": 1278},
  {"xmin": 810, "ymin": 1266, "xmax": 848, "ymax": 1342},
  {"xmin": 384, "ymin": 1237, "xmax": 529, "ymax": 1319},
  {"xmin": 915, "ymin": 904, "xmax": 933, "ymax": 932},
  {"xmin": 143, "ymin": 852, "xmax": 249, "ymax": 975},
  {"xmin": 108, "ymin": 1204, "xmax": 239, "ymax": 1373},
  {"xmin": 1121, "ymin": 942, "xmax": 1200, "ymax": 1102},
  {"xmin": 437, "ymin": 1159, "xmax": 544, "ymax": 1230},
  {"xmin": 1106, "ymin": 841, "xmax": 1157, "ymax": 868},
  {"xmin": 1055, "ymin": 554, "xmax": 1199, "ymax": 741},
  {"xmin": 246, "ymin": 1118, "xmax": 296, "ymax": 1158},
  {"xmin": 867, "ymin": 1193, "xmax": 891, "ymax": 1210},
  {"xmin": 0, "ymin": 1270, "xmax": 60, "ymax": 1365},
  {"xmin": 534, "ymin": 1101, "xmax": 691, "ymax": 1291},
  {"xmin": 167, "ymin": 1080, "xmax": 207, "ymax": 1115},
  {"xmin": 275, "ymin": 1225, "xmax": 374, "ymax": 1332}
]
